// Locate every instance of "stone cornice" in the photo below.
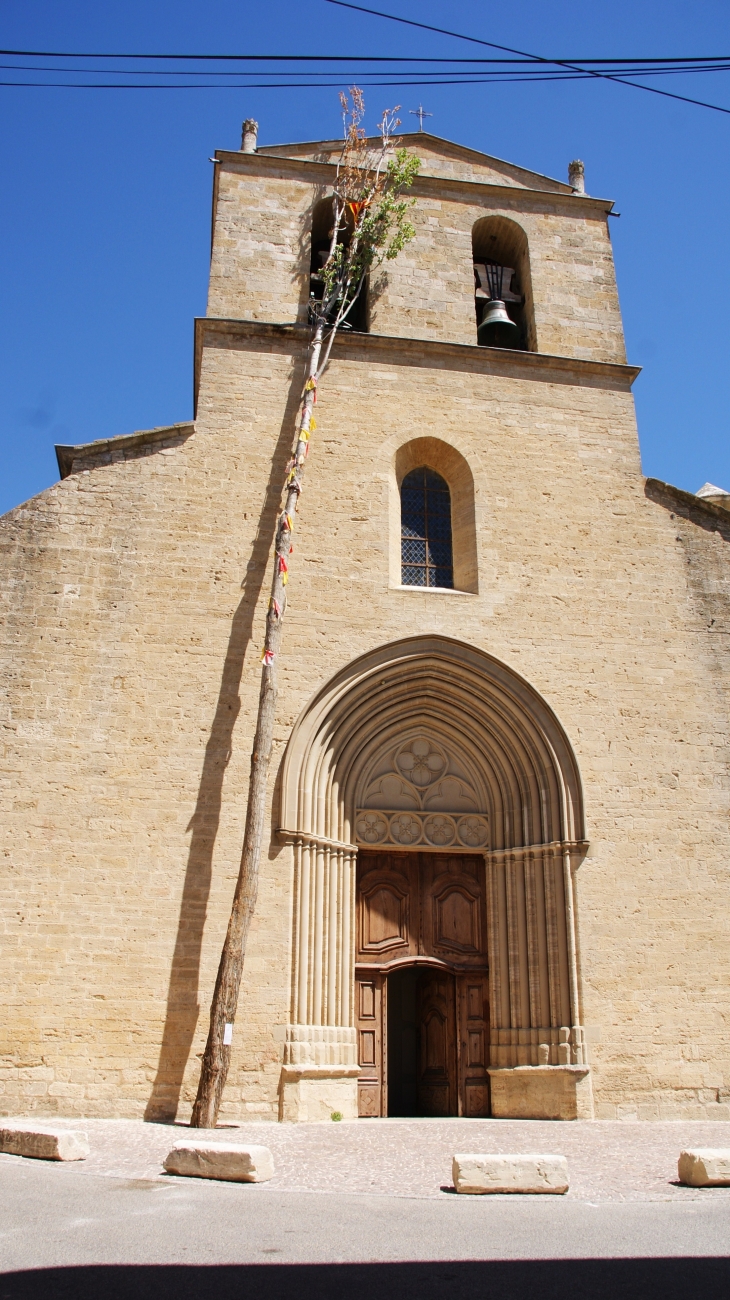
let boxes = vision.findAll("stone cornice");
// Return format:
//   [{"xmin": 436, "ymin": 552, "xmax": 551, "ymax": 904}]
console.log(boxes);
[
  {"xmin": 645, "ymin": 477, "xmax": 730, "ymax": 531},
  {"xmin": 258, "ymin": 130, "xmax": 575, "ymax": 195},
  {"xmin": 55, "ymin": 422, "xmax": 195, "ymax": 480},
  {"xmin": 194, "ymin": 317, "xmax": 640, "ymax": 413},
  {"xmin": 213, "ymin": 149, "xmax": 615, "ymax": 216}
]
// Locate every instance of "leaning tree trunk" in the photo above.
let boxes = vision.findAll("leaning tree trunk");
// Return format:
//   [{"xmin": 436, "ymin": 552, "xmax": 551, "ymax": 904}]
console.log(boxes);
[
  {"xmin": 190, "ymin": 94, "xmax": 418, "ymax": 1127},
  {"xmin": 190, "ymin": 322, "xmax": 323, "ymax": 1128}
]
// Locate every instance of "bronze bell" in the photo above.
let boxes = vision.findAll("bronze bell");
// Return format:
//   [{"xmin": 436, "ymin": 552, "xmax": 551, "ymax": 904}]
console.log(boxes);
[{"xmin": 477, "ymin": 298, "xmax": 521, "ymax": 348}]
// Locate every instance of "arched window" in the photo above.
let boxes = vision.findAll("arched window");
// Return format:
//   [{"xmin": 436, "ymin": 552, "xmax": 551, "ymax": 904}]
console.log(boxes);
[{"xmin": 400, "ymin": 468, "xmax": 454, "ymax": 589}]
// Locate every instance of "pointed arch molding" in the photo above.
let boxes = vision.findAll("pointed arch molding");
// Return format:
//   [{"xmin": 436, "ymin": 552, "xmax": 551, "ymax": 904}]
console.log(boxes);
[{"xmin": 278, "ymin": 635, "xmax": 588, "ymax": 1085}]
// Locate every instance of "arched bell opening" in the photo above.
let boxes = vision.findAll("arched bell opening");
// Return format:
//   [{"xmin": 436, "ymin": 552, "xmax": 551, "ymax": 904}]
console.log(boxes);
[
  {"xmin": 472, "ymin": 215, "xmax": 536, "ymax": 351},
  {"xmin": 277, "ymin": 635, "xmax": 589, "ymax": 1122},
  {"xmin": 309, "ymin": 196, "xmax": 368, "ymax": 332}
]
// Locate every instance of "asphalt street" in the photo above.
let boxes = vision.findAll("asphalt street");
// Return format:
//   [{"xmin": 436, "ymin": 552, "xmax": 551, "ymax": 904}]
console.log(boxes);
[{"xmin": 1, "ymin": 1157, "xmax": 729, "ymax": 1299}]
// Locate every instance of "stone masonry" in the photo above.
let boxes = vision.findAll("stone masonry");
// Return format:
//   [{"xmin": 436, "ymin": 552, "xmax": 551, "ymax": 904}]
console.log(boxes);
[{"xmin": 0, "ymin": 130, "xmax": 728, "ymax": 1123}]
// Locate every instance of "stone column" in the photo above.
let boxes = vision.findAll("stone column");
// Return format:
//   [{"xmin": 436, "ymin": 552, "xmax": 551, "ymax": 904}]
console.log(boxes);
[{"xmin": 280, "ymin": 837, "xmax": 359, "ymax": 1121}]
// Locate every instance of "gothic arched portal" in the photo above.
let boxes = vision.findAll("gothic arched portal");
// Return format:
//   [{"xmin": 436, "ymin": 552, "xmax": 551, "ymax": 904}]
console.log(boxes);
[{"xmin": 277, "ymin": 635, "xmax": 589, "ymax": 1120}]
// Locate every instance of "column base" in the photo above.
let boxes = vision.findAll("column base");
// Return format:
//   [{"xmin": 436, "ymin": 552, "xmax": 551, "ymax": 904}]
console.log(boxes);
[
  {"xmin": 278, "ymin": 1066, "xmax": 360, "ymax": 1123},
  {"xmin": 488, "ymin": 1065, "xmax": 594, "ymax": 1120}
]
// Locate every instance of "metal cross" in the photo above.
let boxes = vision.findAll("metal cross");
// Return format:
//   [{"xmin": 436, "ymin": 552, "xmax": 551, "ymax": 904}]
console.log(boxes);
[{"xmin": 409, "ymin": 105, "xmax": 433, "ymax": 132}]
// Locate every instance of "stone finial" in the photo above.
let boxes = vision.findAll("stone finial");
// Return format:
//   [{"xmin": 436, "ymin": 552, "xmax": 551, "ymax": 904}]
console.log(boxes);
[
  {"xmin": 568, "ymin": 159, "xmax": 586, "ymax": 194},
  {"xmin": 241, "ymin": 118, "xmax": 259, "ymax": 154},
  {"xmin": 696, "ymin": 482, "xmax": 730, "ymax": 511}
]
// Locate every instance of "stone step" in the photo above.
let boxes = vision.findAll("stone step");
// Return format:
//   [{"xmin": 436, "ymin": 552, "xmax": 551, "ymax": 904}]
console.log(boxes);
[
  {"xmin": 0, "ymin": 1125, "xmax": 89, "ymax": 1161},
  {"xmin": 453, "ymin": 1152, "xmax": 569, "ymax": 1194},
  {"xmin": 163, "ymin": 1140, "xmax": 274, "ymax": 1183},
  {"xmin": 678, "ymin": 1149, "xmax": 730, "ymax": 1187}
]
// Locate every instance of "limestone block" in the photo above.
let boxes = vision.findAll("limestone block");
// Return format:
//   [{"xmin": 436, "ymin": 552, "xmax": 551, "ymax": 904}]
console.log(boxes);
[
  {"xmin": 163, "ymin": 1140, "xmax": 274, "ymax": 1183},
  {"xmin": 453, "ymin": 1153, "xmax": 569, "ymax": 1195},
  {"xmin": 488, "ymin": 1066, "xmax": 594, "ymax": 1120},
  {"xmin": 278, "ymin": 1066, "xmax": 359, "ymax": 1123},
  {"xmin": 0, "ymin": 1125, "xmax": 89, "ymax": 1161},
  {"xmin": 678, "ymin": 1149, "xmax": 730, "ymax": 1187}
]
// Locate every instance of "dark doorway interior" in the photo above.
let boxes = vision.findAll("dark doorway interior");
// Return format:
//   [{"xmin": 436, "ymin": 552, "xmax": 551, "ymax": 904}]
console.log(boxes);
[
  {"xmin": 386, "ymin": 966, "xmax": 457, "ymax": 1117},
  {"xmin": 386, "ymin": 967, "xmax": 419, "ymax": 1116}
]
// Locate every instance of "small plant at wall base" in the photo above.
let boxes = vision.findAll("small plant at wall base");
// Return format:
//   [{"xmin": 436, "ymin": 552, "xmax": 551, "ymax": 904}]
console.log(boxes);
[{"xmin": 190, "ymin": 91, "xmax": 420, "ymax": 1129}]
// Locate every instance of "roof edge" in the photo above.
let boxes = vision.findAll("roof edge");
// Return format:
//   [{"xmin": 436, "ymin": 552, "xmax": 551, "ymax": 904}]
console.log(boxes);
[
  {"xmin": 645, "ymin": 477, "xmax": 730, "ymax": 528},
  {"xmin": 56, "ymin": 421, "xmax": 194, "ymax": 479},
  {"xmin": 214, "ymin": 150, "xmax": 614, "ymax": 212},
  {"xmin": 256, "ymin": 130, "xmax": 575, "ymax": 194}
]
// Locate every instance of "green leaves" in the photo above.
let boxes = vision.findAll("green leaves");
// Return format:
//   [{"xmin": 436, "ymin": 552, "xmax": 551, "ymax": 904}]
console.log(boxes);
[{"xmin": 315, "ymin": 133, "xmax": 421, "ymax": 331}]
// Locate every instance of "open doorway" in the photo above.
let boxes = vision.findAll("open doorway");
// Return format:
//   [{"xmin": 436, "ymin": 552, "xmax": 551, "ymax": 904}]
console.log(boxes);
[{"xmin": 387, "ymin": 965, "xmax": 457, "ymax": 1117}]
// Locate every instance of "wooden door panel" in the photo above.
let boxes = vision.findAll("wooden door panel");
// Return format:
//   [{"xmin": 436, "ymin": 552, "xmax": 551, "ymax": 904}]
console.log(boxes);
[
  {"xmin": 356, "ymin": 973, "xmax": 383, "ymax": 1116},
  {"xmin": 435, "ymin": 886, "xmax": 480, "ymax": 953},
  {"xmin": 458, "ymin": 972, "xmax": 490, "ymax": 1117},
  {"xmin": 357, "ymin": 852, "xmax": 418, "ymax": 962},
  {"xmin": 421, "ymin": 854, "xmax": 488, "ymax": 966},
  {"xmin": 464, "ymin": 1082, "xmax": 490, "ymax": 1117},
  {"xmin": 417, "ymin": 969, "xmax": 456, "ymax": 1116}
]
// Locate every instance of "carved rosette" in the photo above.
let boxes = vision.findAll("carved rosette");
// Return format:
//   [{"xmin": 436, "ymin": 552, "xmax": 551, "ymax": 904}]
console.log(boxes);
[
  {"xmin": 354, "ymin": 809, "xmax": 489, "ymax": 850},
  {"xmin": 355, "ymin": 812, "xmax": 389, "ymax": 844},
  {"xmin": 354, "ymin": 733, "xmax": 489, "ymax": 851},
  {"xmin": 457, "ymin": 815, "xmax": 491, "ymax": 848}
]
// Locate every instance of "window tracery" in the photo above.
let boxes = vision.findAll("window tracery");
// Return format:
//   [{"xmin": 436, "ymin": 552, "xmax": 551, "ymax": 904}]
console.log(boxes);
[{"xmin": 400, "ymin": 467, "xmax": 454, "ymax": 588}]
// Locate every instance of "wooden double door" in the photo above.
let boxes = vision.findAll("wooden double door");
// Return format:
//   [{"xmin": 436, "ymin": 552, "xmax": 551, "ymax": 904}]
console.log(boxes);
[{"xmin": 355, "ymin": 851, "xmax": 490, "ymax": 1118}]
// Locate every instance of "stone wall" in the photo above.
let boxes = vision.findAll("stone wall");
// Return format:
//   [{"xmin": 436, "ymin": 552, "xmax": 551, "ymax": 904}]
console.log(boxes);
[
  {"xmin": 2, "ymin": 320, "xmax": 728, "ymax": 1120},
  {"xmin": 1, "ymin": 134, "xmax": 728, "ymax": 1123}
]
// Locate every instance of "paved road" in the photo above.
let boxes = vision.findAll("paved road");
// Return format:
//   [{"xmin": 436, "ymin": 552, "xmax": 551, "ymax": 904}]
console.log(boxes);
[{"xmin": 1, "ymin": 1159, "xmax": 729, "ymax": 1299}]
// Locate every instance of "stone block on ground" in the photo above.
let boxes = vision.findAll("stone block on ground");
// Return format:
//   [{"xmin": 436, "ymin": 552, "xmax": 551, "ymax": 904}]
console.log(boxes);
[
  {"xmin": 0, "ymin": 1125, "xmax": 89, "ymax": 1161},
  {"xmin": 452, "ymin": 1152, "xmax": 569, "ymax": 1195},
  {"xmin": 163, "ymin": 1140, "xmax": 274, "ymax": 1183},
  {"xmin": 678, "ymin": 1149, "xmax": 730, "ymax": 1187},
  {"xmin": 487, "ymin": 1065, "xmax": 593, "ymax": 1120}
]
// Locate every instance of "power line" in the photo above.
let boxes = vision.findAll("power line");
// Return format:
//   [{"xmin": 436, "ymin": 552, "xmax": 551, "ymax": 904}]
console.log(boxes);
[
  {"xmin": 5, "ymin": 71, "xmax": 730, "ymax": 91},
  {"xmin": 4, "ymin": 61, "xmax": 730, "ymax": 78},
  {"xmin": 1, "ymin": 46, "xmax": 730, "ymax": 65},
  {"xmin": 0, "ymin": 30, "xmax": 729, "ymax": 103},
  {"xmin": 324, "ymin": 0, "xmax": 730, "ymax": 115}
]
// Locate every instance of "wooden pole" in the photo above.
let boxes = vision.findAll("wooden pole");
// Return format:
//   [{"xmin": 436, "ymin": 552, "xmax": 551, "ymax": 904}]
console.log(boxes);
[
  {"xmin": 190, "ymin": 324, "xmax": 323, "ymax": 1128},
  {"xmin": 190, "ymin": 95, "xmax": 418, "ymax": 1129}
]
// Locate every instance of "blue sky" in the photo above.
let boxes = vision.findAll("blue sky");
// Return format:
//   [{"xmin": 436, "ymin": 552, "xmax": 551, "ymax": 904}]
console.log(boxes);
[{"xmin": 1, "ymin": 1, "xmax": 729, "ymax": 515}]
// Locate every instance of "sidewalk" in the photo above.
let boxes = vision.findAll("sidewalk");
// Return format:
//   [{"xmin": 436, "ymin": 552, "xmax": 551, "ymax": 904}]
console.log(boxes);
[{"xmin": 3, "ymin": 1117, "xmax": 730, "ymax": 1201}]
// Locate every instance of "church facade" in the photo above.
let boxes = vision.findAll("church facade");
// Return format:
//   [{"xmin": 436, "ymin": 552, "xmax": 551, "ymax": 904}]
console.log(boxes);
[{"xmin": 1, "ymin": 126, "xmax": 729, "ymax": 1124}]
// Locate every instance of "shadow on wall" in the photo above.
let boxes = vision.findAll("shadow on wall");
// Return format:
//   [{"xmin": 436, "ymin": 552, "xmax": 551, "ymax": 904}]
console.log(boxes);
[
  {"xmin": 3, "ymin": 1259, "xmax": 730, "ymax": 1300},
  {"xmin": 144, "ymin": 357, "xmax": 307, "ymax": 1123}
]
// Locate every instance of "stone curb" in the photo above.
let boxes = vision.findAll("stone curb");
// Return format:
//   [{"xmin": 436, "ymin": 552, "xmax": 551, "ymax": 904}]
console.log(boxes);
[
  {"xmin": 678, "ymin": 1149, "xmax": 730, "ymax": 1187},
  {"xmin": 163, "ymin": 1140, "xmax": 275, "ymax": 1183},
  {"xmin": 0, "ymin": 1126, "xmax": 89, "ymax": 1162},
  {"xmin": 453, "ymin": 1152, "xmax": 569, "ymax": 1194}
]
